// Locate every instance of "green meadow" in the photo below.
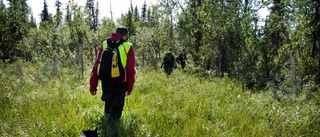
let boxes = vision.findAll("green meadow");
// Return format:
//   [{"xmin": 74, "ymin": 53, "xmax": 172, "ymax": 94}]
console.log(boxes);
[{"xmin": 1, "ymin": 61, "xmax": 319, "ymax": 137}]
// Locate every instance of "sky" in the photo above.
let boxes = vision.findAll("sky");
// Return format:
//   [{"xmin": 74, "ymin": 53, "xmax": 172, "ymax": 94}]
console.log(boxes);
[
  {"xmin": 26, "ymin": 0, "xmax": 158, "ymax": 23},
  {"xmin": 4, "ymin": 0, "xmax": 269, "ymax": 25}
]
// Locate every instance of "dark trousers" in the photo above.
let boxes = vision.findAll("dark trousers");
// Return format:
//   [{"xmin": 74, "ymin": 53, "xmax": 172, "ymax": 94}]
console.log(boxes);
[
  {"xmin": 180, "ymin": 61, "xmax": 186, "ymax": 69},
  {"xmin": 164, "ymin": 64, "xmax": 173, "ymax": 75},
  {"xmin": 101, "ymin": 82, "xmax": 127, "ymax": 127}
]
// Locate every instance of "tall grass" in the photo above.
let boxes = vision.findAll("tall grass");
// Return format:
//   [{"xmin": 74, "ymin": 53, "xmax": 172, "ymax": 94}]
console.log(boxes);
[
  {"xmin": 0, "ymin": 61, "xmax": 319, "ymax": 136},
  {"xmin": 0, "ymin": 61, "xmax": 102, "ymax": 136}
]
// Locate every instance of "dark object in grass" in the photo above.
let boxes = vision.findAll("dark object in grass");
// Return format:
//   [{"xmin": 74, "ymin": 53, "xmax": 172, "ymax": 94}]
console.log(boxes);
[{"xmin": 81, "ymin": 127, "xmax": 98, "ymax": 137}]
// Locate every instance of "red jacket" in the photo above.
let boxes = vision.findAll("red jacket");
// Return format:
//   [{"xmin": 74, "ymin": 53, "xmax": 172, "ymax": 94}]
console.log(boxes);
[{"xmin": 90, "ymin": 33, "xmax": 136, "ymax": 94}]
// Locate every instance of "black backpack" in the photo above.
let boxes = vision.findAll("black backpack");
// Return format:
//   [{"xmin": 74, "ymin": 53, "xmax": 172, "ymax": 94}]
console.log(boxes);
[
  {"xmin": 164, "ymin": 52, "xmax": 174, "ymax": 67},
  {"xmin": 98, "ymin": 40, "xmax": 125, "ymax": 83},
  {"xmin": 178, "ymin": 53, "xmax": 185, "ymax": 62}
]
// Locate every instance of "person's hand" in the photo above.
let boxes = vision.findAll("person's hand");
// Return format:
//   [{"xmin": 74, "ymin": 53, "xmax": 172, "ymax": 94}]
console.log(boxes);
[
  {"xmin": 125, "ymin": 91, "xmax": 131, "ymax": 96},
  {"xmin": 90, "ymin": 91, "xmax": 97, "ymax": 95}
]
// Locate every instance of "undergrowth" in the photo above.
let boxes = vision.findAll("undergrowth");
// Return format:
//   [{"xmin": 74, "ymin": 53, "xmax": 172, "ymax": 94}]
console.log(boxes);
[{"xmin": 0, "ymin": 61, "xmax": 319, "ymax": 136}]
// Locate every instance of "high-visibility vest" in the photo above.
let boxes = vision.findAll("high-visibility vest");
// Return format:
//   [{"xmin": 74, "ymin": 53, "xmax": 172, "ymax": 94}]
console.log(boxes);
[{"xmin": 102, "ymin": 40, "xmax": 132, "ymax": 68}]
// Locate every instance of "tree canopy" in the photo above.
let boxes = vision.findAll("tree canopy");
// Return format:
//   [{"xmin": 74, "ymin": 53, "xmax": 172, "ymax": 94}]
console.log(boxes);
[{"xmin": 0, "ymin": 0, "xmax": 319, "ymax": 97}]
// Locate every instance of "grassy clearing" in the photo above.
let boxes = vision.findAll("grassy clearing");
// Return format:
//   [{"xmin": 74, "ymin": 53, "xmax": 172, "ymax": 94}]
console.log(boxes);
[
  {"xmin": 0, "ymin": 61, "xmax": 102, "ymax": 136},
  {"xmin": 0, "ymin": 61, "xmax": 319, "ymax": 136}
]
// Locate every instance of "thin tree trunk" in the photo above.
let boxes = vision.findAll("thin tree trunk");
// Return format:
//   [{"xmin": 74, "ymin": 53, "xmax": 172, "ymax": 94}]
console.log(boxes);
[
  {"xmin": 316, "ymin": 2, "xmax": 320, "ymax": 83},
  {"xmin": 312, "ymin": 1, "xmax": 320, "ymax": 83}
]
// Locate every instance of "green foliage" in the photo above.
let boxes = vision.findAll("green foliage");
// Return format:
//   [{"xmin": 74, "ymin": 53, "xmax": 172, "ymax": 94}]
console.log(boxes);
[
  {"xmin": 0, "ymin": 0, "xmax": 7, "ymax": 57},
  {"xmin": 28, "ymin": 13, "xmax": 37, "ymax": 28},
  {"xmin": 1, "ymin": 0, "xmax": 319, "ymax": 119},
  {"xmin": 40, "ymin": 0, "xmax": 52, "ymax": 25},
  {"xmin": 130, "ymin": 27, "xmax": 161, "ymax": 67},
  {"xmin": 1, "ymin": 63, "xmax": 319, "ymax": 136},
  {"xmin": 141, "ymin": 1, "xmax": 147, "ymax": 23},
  {"xmin": 0, "ymin": 61, "xmax": 103, "ymax": 136},
  {"xmin": 85, "ymin": 0, "xmax": 97, "ymax": 31},
  {"xmin": 53, "ymin": 0, "xmax": 63, "ymax": 28},
  {"xmin": 0, "ymin": 0, "xmax": 30, "ymax": 61},
  {"xmin": 134, "ymin": 6, "xmax": 139, "ymax": 22},
  {"xmin": 65, "ymin": 4, "xmax": 71, "ymax": 22}
]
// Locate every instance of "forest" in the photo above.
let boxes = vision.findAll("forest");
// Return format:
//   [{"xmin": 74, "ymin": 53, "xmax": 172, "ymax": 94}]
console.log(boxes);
[
  {"xmin": 1, "ymin": 0, "xmax": 320, "ymax": 136},
  {"xmin": 1, "ymin": 0, "xmax": 320, "ymax": 96}
]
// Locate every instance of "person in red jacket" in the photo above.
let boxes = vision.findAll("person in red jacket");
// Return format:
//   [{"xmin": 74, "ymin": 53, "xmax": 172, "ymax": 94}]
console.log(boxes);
[{"xmin": 89, "ymin": 26, "xmax": 136, "ymax": 131}]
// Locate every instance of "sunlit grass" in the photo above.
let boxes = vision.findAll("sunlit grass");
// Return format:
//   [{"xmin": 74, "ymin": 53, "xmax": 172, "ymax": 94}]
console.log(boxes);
[
  {"xmin": 0, "ymin": 61, "xmax": 319, "ymax": 136},
  {"xmin": 0, "ymin": 61, "xmax": 103, "ymax": 136}
]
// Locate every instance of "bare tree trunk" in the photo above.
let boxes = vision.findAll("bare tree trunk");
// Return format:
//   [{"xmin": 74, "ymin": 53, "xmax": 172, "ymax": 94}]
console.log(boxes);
[
  {"xmin": 77, "ymin": 40, "xmax": 84, "ymax": 76},
  {"xmin": 312, "ymin": 1, "xmax": 320, "ymax": 83},
  {"xmin": 110, "ymin": 0, "xmax": 113, "ymax": 21},
  {"xmin": 142, "ymin": 48, "xmax": 145, "ymax": 67},
  {"xmin": 316, "ymin": 3, "xmax": 320, "ymax": 83},
  {"xmin": 81, "ymin": 44, "xmax": 84, "ymax": 76}
]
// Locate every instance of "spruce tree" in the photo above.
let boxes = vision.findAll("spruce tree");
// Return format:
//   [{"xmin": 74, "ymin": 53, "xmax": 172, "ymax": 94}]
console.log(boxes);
[
  {"xmin": 134, "ymin": 6, "xmax": 139, "ymax": 22},
  {"xmin": 54, "ymin": 0, "xmax": 62, "ymax": 28},
  {"xmin": 40, "ymin": 0, "xmax": 50, "ymax": 23},
  {"xmin": 0, "ymin": 0, "xmax": 7, "ymax": 60},
  {"xmin": 29, "ymin": 12, "xmax": 37, "ymax": 28},
  {"xmin": 2, "ymin": 0, "xmax": 30, "ymax": 61},
  {"xmin": 94, "ymin": 1, "xmax": 99, "ymax": 31},
  {"xmin": 141, "ymin": 1, "xmax": 147, "ymax": 24},
  {"xmin": 86, "ymin": 0, "xmax": 95, "ymax": 30},
  {"xmin": 65, "ymin": 4, "xmax": 71, "ymax": 23}
]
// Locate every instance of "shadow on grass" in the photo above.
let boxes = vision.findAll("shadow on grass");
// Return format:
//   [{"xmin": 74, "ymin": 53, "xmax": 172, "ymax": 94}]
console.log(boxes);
[{"xmin": 94, "ymin": 116, "xmax": 136, "ymax": 137}]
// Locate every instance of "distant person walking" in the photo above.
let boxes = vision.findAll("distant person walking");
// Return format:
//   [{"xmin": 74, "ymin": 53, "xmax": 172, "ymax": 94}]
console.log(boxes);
[
  {"xmin": 89, "ymin": 26, "xmax": 136, "ymax": 132},
  {"xmin": 161, "ymin": 47, "xmax": 176, "ymax": 75},
  {"xmin": 178, "ymin": 49, "xmax": 188, "ymax": 70}
]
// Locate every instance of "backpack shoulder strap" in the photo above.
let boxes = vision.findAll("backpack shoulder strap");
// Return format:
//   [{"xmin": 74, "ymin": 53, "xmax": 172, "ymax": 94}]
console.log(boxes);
[{"xmin": 105, "ymin": 40, "xmax": 125, "ymax": 49}]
